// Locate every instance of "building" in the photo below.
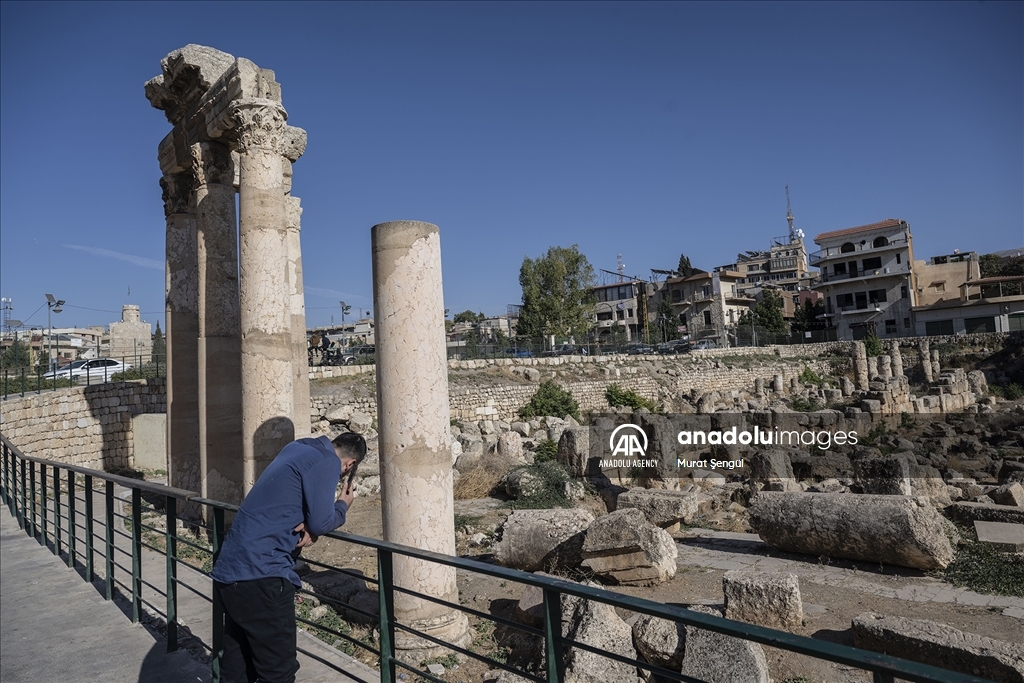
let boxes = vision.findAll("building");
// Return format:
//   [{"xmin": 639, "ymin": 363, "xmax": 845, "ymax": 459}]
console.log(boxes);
[
  {"xmin": 810, "ymin": 218, "xmax": 916, "ymax": 340},
  {"xmin": 912, "ymin": 275, "xmax": 1024, "ymax": 336},
  {"xmin": 717, "ymin": 233, "xmax": 815, "ymax": 299},
  {"xmin": 108, "ymin": 305, "xmax": 152, "ymax": 363},
  {"xmin": 912, "ymin": 251, "xmax": 980, "ymax": 308},
  {"xmin": 592, "ymin": 279, "xmax": 653, "ymax": 343},
  {"xmin": 663, "ymin": 269, "xmax": 752, "ymax": 345}
]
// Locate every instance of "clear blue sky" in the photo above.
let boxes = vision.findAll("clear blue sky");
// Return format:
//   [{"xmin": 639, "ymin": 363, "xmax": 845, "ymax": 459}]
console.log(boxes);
[{"xmin": 1, "ymin": 1, "xmax": 1021, "ymax": 331}]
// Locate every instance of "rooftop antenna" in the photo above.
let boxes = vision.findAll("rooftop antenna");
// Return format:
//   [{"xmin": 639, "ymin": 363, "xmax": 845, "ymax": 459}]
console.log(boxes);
[
  {"xmin": 1, "ymin": 297, "xmax": 11, "ymax": 330},
  {"xmin": 785, "ymin": 184, "xmax": 796, "ymax": 243},
  {"xmin": 616, "ymin": 254, "xmax": 625, "ymax": 282}
]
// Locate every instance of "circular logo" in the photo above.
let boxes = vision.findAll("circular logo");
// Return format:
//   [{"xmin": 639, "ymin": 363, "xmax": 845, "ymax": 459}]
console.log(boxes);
[{"xmin": 609, "ymin": 423, "xmax": 648, "ymax": 455}]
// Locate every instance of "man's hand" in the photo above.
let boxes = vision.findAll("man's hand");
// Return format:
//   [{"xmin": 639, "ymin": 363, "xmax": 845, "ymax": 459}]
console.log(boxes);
[
  {"xmin": 338, "ymin": 481, "xmax": 355, "ymax": 509},
  {"xmin": 293, "ymin": 522, "xmax": 318, "ymax": 548}
]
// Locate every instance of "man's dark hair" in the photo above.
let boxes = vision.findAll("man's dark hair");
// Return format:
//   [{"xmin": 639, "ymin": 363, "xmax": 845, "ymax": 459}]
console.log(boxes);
[{"xmin": 331, "ymin": 432, "xmax": 367, "ymax": 464}]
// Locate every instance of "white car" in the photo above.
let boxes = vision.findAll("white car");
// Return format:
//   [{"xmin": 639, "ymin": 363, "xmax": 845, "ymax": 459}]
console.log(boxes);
[{"xmin": 49, "ymin": 358, "xmax": 132, "ymax": 381}]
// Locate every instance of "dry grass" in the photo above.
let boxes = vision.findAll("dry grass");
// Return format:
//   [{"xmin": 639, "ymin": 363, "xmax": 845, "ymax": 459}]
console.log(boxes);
[{"xmin": 454, "ymin": 462, "xmax": 506, "ymax": 500}]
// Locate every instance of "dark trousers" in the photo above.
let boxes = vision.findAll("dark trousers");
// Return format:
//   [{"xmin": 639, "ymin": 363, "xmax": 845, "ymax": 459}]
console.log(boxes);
[{"xmin": 215, "ymin": 577, "xmax": 299, "ymax": 683}]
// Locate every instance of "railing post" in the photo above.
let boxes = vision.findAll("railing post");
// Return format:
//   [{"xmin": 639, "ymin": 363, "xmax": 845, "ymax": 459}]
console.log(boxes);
[
  {"xmin": 67, "ymin": 469, "xmax": 76, "ymax": 568},
  {"xmin": 211, "ymin": 507, "xmax": 225, "ymax": 683},
  {"xmin": 104, "ymin": 480, "xmax": 114, "ymax": 601},
  {"xmin": 19, "ymin": 456, "xmax": 27, "ymax": 530},
  {"xmin": 84, "ymin": 474, "xmax": 94, "ymax": 582},
  {"xmin": 543, "ymin": 588, "xmax": 566, "ymax": 683},
  {"xmin": 873, "ymin": 672, "xmax": 895, "ymax": 683},
  {"xmin": 53, "ymin": 464, "xmax": 61, "ymax": 557},
  {"xmin": 377, "ymin": 549, "xmax": 396, "ymax": 683},
  {"xmin": 165, "ymin": 496, "xmax": 178, "ymax": 653},
  {"xmin": 131, "ymin": 487, "xmax": 142, "ymax": 623},
  {"xmin": 39, "ymin": 463, "xmax": 48, "ymax": 546},
  {"xmin": 28, "ymin": 460, "xmax": 37, "ymax": 539}
]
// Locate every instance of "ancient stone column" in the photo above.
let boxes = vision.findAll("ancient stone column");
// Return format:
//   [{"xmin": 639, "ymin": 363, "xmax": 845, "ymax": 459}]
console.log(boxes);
[
  {"xmin": 192, "ymin": 141, "xmax": 244, "ymax": 505},
  {"xmin": 282, "ymin": 130, "xmax": 311, "ymax": 439},
  {"xmin": 753, "ymin": 378, "xmax": 764, "ymax": 396},
  {"xmin": 889, "ymin": 341, "xmax": 904, "ymax": 379},
  {"xmin": 772, "ymin": 374, "xmax": 784, "ymax": 394},
  {"xmin": 931, "ymin": 350, "xmax": 941, "ymax": 381},
  {"xmin": 852, "ymin": 341, "xmax": 869, "ymax": 390},
  {"xmin": 162, "ymin": 171, "xmax": 201, "ymax": 512},
  {"xmin": 919, "ymin": 339, "xmax": 932, "ymax": 383},
  {"xmin": 232, "ymin": 98, "xmax": 295, "ymax": 489},
  {"xmin": 879, "ymin": 355, "xmax": 893, "ymax": 380},
  {"xmin": 867, "ymin": 356, "xmax": 879, "ymax": 380},
  {"xmin": 372, "ymin": 220, "xmax": 470, "ymax": 656}
]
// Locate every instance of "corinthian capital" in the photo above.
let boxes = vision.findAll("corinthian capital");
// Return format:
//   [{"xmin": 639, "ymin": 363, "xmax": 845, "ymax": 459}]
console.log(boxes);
[
  {"xmin": 190, "ymin": 141, "xmax": 234, "ymax": 188},
  {"xmin": 160, "ymin": 171, "xmax": 195, "ymax": 217},
  {"xmin": 231, "ymin": 98, "xmax": 287, "ymax": 153}
]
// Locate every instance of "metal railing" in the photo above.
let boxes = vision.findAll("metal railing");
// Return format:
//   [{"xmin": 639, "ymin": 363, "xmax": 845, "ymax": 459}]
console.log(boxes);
[
  {"xmin": 0, "ymin": 433, "xmax": 990, "ymax": 683},
  {"xmin": 808, "ymin": 236, "xmax": 911, "ymax": 265},
  {"xmin": 1, "ymin": 353, "xmax": 165, "ymax": 398}
]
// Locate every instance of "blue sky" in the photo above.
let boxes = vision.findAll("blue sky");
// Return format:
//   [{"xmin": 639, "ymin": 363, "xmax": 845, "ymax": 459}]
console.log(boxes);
[{"xmin": 1, "ymin": 1, "xmax": 1021, "ymax": 331}]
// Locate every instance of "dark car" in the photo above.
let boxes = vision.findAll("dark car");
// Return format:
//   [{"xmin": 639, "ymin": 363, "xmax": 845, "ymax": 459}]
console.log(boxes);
[
  {"xmin": 626, "ymin": 343, "xmax": 655, "ymax": 355},
  {"xmin": 542, "ymin": 344, "xmax": 583, "ymax": 357},
  {"xmin": 504, "ymin": 347, "xmax": 534, "ymax": 358},
  {"xmin": 657, "ymin": 339, "xmax": 690, "ymax": 355}
]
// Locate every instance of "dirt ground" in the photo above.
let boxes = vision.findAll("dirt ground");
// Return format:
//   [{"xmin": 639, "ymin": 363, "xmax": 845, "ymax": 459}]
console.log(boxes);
[{"xmin": 300, "ymin": 491, "xmax": 1024, "ymax": 683}]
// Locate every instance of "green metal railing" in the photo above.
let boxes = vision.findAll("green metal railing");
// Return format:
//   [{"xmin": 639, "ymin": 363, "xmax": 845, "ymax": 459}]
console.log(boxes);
[
  {"xmin": 0, "ymin": 433, "xmax": 993, "ymax": 683},
  {"xmin": 1, "ymin": 353, "xmax": 164, "ymax": 398}
]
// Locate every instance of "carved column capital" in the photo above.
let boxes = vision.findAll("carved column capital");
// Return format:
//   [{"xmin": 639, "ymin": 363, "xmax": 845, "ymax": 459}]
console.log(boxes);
[
  {"xmin": 190, "ymin": 141, "xmax": 234, "ymax": 188},
  {"xmin": 231, "ymin": 98, "xmax": 287, "ymax": 154},
  {"xmin": 160, "ymin": 171, "xmax": 195, "ymax": 217}
]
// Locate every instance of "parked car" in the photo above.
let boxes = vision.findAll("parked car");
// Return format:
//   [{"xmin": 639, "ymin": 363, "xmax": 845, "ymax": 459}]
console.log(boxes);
[
  {"xmin": 542, "ymin": 344, "xmax": 585, "ymax": 357},
  {"xmin": 657, "ymin": 339, "xmax": 690, "ymax": 355},
  {"xmin": 626, "ymin": 343, "xmax": 655, "ymax": 355},
  {"xmin": 504, "ymin": 347, "xmax": 534, "ymax": 358},
  {"xmin": 321, "ymin": 348, "xmax": 355, "ymax": 366},
  {"xmin": 691, "ymin": 339, "xmax": 718, "ymax": 350},
  {"xmin": 48, "ymin": 358, "xmax": 132, "ymax": 381}
]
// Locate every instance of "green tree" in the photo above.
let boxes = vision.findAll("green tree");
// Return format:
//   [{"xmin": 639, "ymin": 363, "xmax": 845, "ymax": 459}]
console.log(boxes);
[
  {"xmin": 0, "ymin": 337, "xmax": 31, "ymax": 369},
  {"xmin": 517, "ymin": 245, "xmax": 596, "ymax": 341},
  {"xmin": 792, "ymin": 299, "xmax": 825, "ymax": 334},
  {"xmin": 462, "ymin": 328, "xmax": 481, "ymax": 359},
  {"xmin": 739, "ymin": 289, "xmax": 788, "ymax": 337},
  {"xmin": 652, "ymin": 296, "xmax": 679, "ymax": 344},
  {"xmin": 979, "ymin": 253, "xmax": 1023, "ymax": 296},
  {"xmin": 492, "ymin": 328, "xmax": 508, "ymax": 349},
  {"xmin": 677, "ymin": 254, "xmax": 695, "ymax": 277},
  {"xmin": 452, "ymin": 310, "xmax": 485, "ymax": 324},
  {"xmin": 152, "ymin": 322, "xmax": 166, "ymax": 360}
]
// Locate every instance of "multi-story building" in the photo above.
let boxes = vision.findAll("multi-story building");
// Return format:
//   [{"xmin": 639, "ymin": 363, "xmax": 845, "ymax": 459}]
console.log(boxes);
[
  {"xmin": 911, "ymin": 251, "xmax": 980, "ymax": 308},
  {"xmin": 810, "ymin": 218, "xmax": 916, "ymax": 340},
  {"xmin": 718, "ymin": 234, "xmax": 814, "ymax": 297},
  {"xmin": 663, "ymin": 269, "xmax": 752, "ymax": 345},
  {"xmin": 913, "ymin": 275, "xmax": 1024, "ymax": 336},
  {"xmin": 593, "ymin": 279, "xmax": 650, "ymax": 343}
]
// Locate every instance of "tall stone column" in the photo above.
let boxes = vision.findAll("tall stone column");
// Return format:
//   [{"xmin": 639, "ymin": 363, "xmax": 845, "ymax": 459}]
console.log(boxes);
[
  {"xmin": 852, "ymin": 341, "xmax": 869, "ymax": 390},
  {"xmin": 162, "ymin": 171, "xmax": 201, "ymax": 514},
  {"xmin": 193, "ymin": 141, "xmax": 244, "ymax": 505},
  {"xmin": 919, "ymin": 339, "xmax": 933, "ymax": 383},
  {"xmin": 283, "ymin": 140, "xmax": 311, "ymax": 439},
  {"xmin": 372, "ymin": 221, "xmax": 470, "ymax": 656},
  {"xmin": 889, "ymin": 340, "xmax": 904, "ymax": 379},
  {"xmin": 232, "ymin": 98, "xmax": 295, "ymax": 490}
]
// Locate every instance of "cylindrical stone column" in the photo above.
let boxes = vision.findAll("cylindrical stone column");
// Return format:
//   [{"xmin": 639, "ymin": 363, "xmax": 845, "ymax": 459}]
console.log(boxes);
[
  {"xmin": 852, "ymin": 341, "xmax": 869, "ymax": 390},
  {"xmin": 286, "ymin": 190, "xmax": 311, "ymax": 440},
  {"xmin": 880, "ymin": 355, "xmax": 893, "ymax": 380},
  {"xmin": 192, "ymin": 141, "xmax": 244, "ymax": 505},
  {"xmin": 233, "ymin": 99, "xmax": 295, "ymax": 489},
  {"xmin": 372, "ymin": 220, "xmax": 469, "ymax": 656},
  {"xmin": 867, "ymin": 356, "xmax": 879, "ymax": 381},
  {"xmin": 162, "ymin": 171, "xmax": 201, "ymax": 517},
  {"xmin": 931, "ymin": 350, "xmax": 941, "ymax": 380},
  {"xmin": 889, "ymin": 341, "xmax": 904, "ymax": 379},
  {"xmin": 919, "ymin": 339, "xmax": 933, "ymax": 383}
]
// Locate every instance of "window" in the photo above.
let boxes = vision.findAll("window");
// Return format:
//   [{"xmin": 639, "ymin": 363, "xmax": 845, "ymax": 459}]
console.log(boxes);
[
  {"xmin": 703, "ymin": 310, "xmax": 712, "ymax": 325},
  {"xmin": 925, "ymin": 320, "xmax": 954, "ymax": 336},
  {"xmin": 1009, "ymin": 314, "xmax": 1024, "ymax": 332},
  {"xmin": 885, "ymin": 319, "xmax": 897, "ymax": 334},
  {"xmin": 597, "ymin": 311, "xmax": 613, "ymax": 321},
  {"xmin": 626, "ymin": 309, "xmax": 634, "ymax": 319},
  {"xmin": 904, "ymin": 317, "xmax": 911, "ymax": 329},
  {"xmin": 836, "ymin": 293, "xmax": 854, "ymax": 309},
  {"xmin": 841, "ymin": 242, "xmax": 856, "ymax": 253},
  {"xmin": 868, "ymin": 289, "xmax": 887, "ymax": 304},
  {"xmin": 896, "ymin": 253, "xmax": 901, "ymax": 264},
  {"xmin": 834, "ymin": 263, "xmax": 847, "ymax": 275},
  {"xmin": 873, "ymin": 236, "xmax": 889, "ymax": 248},
  {"xmin": 863, "ymin": 257, "xmax": 882, "ymax": 270},
  {"xmin": 901, "ymin": 285, "xmax": 908, "ymax": 299},
  {"xmin": 617, "ymin": 310, "xmax": 625, "ymax": 320},
  {"xmin": 933, "ymin": 282, "xmax": 945, "ymax": 293},
  {"xmin": 964, "ymin": 317, "xmax": 995, "ymax": 334},
  {"xmin": 671, "ymin": 289, "xmax": 682, "ymax": 303},
  {"xmin": 702, "ymin": 286, "xmax": 710, "ymax": 297},
  {"xmin": 748, "ymin": 264, "xmax": 760, "ymax": 271}
]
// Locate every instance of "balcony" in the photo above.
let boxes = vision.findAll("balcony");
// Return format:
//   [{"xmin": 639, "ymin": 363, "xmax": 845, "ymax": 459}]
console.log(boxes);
[
  {"xmin": 809, "ymin": 236, "xmax": 910, "ymax": 266},
  {"xmin": 817, "ymin": 263, "xmax": 910, "ymax": 284}
]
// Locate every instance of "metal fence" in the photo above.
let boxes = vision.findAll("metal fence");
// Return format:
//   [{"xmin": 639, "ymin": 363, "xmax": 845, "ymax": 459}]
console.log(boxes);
[
  {"xmin": 0, "ymin": 433, "xmax": 988, "ymax": 683},
  {"xmin": 1, "ymin": 353, "xmax": 165, "ymax": 398}
]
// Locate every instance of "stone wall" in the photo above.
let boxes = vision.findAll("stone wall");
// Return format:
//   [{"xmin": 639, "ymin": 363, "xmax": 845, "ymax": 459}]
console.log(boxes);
[{"xmin": 0, "ymin": 379, "xmax": 166, "ymax": 471}]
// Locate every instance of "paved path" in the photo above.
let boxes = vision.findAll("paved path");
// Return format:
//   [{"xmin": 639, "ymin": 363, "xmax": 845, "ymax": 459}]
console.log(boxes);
[{"xmin": 0, "ymin": 484, "xmax": 379, "ymax": 683}]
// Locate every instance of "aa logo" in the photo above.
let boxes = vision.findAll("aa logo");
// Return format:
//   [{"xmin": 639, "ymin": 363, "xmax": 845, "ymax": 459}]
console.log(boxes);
[{"xmin": 609, "ymin": 424, "xmax": 648, "ymax": 457}]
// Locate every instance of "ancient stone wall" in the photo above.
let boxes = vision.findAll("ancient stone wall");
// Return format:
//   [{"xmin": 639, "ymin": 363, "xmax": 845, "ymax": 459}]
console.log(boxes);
[{"xmin": 0, "ymin": 379, "xmax": 166, "ymax": 471}]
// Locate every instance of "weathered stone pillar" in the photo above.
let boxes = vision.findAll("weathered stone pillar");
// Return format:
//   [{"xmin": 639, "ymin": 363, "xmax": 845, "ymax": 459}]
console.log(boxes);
[
  {"xmin": 852, "ymin": 341, "xmax": 869, "ymax": 390},
  {"xmin": 931, "ymin": 350, "xmax": 941, "ymax": 381},
  {"xmin": 162, "ymin": 171, "xmax": 201, "ymax": 512},
  {"xmin": 282, "ymin": 130, "xmax": 310, "ymax": 438},
  {"xmin": 919, "ymin": 339, "xmax": 932, "ymax": 383},
  {"xmin": 192, "ymin": 141, "xmax": 244, "ymax": 505},
  {"xmin": 889, "ymin": 341, "xmax": 904, "ymax": 379},
  {"xmin": 233, "ymin": 98, "xmax": 295, "ymax": 489},
  {"xmin": 880, "ymin": 355, "xmax": 893, "ymax": 380},
  {"xmin": 772, "ymin": 374, "xmax": 784, "ymax": 394},
  {"xmin": 372, "ymin": 220, "xmax": 470, "ymax": 656},
  {"xmin": 753, "ymin": 378, "xmax": 764, "ymax": 396},
  {"xmin": 867, "ymin": 356, "xmax": 879, "ymax": 380}
]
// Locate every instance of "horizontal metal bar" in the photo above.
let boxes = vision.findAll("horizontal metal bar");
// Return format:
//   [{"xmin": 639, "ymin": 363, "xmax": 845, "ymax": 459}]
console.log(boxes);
[
  {"xmin": 139, "ymin": 578, "xmax": 166, "ymax": 598},
  {"xmin": 392, "ymin": 659, "xmax": 447, "ymax": 683},
  {"xmin": 172, "ymin": 577, "xmax": 212, "ymax": 601},
  {"xmin": 295, "ymin": 588, "xmax": 378, "ymax": 623},
  {"xmin": 294, "ymin": 645, "xmax": 365, "ymax": 681},
  {"xmin": 171, "ymin": 535, "xmax": 211, "ymax": 554},
  {"xmin": 294, "ymin": 617, "xmax": 380, "ymax": 657},
  {"xmin": 139, "ymin": 596, "xmax": 167, "ymax": 620}
]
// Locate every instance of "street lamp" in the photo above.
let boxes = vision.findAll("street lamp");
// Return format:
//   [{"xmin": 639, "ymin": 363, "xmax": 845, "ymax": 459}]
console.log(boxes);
[
  {"xmin": 46, "ymin": 294, "xmax": 64, "ymax": 373},
  {"xmin": 339, "ymin": 300, "xmax": 351, "ymax": 326}
]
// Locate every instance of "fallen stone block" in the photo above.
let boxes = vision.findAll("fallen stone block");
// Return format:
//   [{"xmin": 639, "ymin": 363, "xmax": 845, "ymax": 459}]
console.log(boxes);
[
  {"xmin": 853, "ymin": 613, "xmax": 1024, "ymax": 683},
  {"xmin": 557, "ymin": 427, "xmax": 592, "ymax": 477},
  {"xmin": 854, "ymin": 455, "xmax": 912, "ymax": 495},
  {"xmin": 974, "ymin": 520, "xmax": 1024, "ymax": 552},
  {"xmin": 615, "ymin": 487, "xmax": 699, "ymax": 531},
  {"xmin": 989, "ymin": 482, "xmax": 1024, "ymax": 507},
  {"xmin": 723, "ymin": 571, "xmax": 803, "ymax": 631},
  {"xmin": 749, "ymin": 450, "xmax": 800, "ymax": 492},
  {"xmin": 581, "ymin": 508, "xmax": 677, "ymax": 585},
  {"xmin": 681, "ymin": 605, "xmax": 770, "ymax": 683},
  {"xmin": 494, "ymin": 508, "xmax": 595, "ymax": 572},
  {"xmin": 748, "ymin": 492, "xmax": 955, "ymax": 570},
  {"xmin": 948, "ymin": 501, "xmax": 1024, "ymax": 526},
  {"xmin": 632, "ymin": 613, "xmax": 685, "ymax": 671},
  {"xmin": 561, "ymin": 589, "xmax": 637, "ymax": 683}
]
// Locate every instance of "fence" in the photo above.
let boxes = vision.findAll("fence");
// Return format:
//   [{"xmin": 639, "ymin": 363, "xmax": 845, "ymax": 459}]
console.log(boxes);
[
  {"xmin": 1, "ymin": 353, "xmax": 165, "ymax": 398},
  {"xmin": 0, "ymin": 433, "xmax": 989, "ymax": 683}
]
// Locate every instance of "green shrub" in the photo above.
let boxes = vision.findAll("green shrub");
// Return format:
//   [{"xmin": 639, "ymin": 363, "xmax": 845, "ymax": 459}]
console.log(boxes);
[
  {"xmin": 605, "ymin": 383, "xmax": 658, "ymax": 412},
  {"xmin": 864, "ymin": 334, "xmax": 883, "ymax": 357},
  {"xmin": 519, "ymin": 381, "xmax": 580, "ymax": 421},
  {"xmin": 798, "ymin": 366, "xmax": 827, "ymax": 387},
  {"xmin": 789, "ymin": 397, "xmax": 821, "ymax": 412},
  {"xmin": 534, "ymin": 439, "xmax": 558, "ymax": 463},
  {"xmin": 938, "ymin": 526, "xmax": 1024, "ymax": 597},
  {"xmin": 506, "ymin": 461, "xmax": 582, "ymax": 509},
  {"xmin": 1005, "ymin": 383, "xmax": 1024, "ymax": 401}
]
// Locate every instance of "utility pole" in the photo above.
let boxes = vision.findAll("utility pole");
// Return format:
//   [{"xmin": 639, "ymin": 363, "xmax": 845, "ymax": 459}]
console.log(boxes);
[{"xmin": 45, "ymin": 294, "xmax": 64, "ymax": 372}]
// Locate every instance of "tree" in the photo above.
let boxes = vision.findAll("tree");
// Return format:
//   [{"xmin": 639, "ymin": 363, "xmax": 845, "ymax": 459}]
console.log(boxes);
[
  {"xmin": 517, "ymin": 245, "xmax": 596, "ymax": 341},
  {"xmin": 0, "ymin": 337, "xmax": 31, "ymax": 369},
  {"xmin": 651, "ymin": 296, "xmax": 679, "ymax": 344},
  {"xmin": 152, "ymin": 322, "xmax": 166, "ymax": 360},
  {"xmin": 676, "ymin": 254, "xmax": 695, "ymax": 278},
  {"xmin": 980, "ymin": 253, "xmax": 1023, "ymax": 296},
  {"xmin": 739, "ymin": 289, "xmax": 787, "ymax": 337},
  {"xmin": 792, "ymin": 299, "xmax": 825, "ymax": 334}
]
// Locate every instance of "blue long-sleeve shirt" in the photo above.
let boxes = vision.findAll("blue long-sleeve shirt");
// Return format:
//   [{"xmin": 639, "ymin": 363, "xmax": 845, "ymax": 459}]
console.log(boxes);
[{"xmin": 211, "ymin": 436, "xmax": 348, "ymax": 587}]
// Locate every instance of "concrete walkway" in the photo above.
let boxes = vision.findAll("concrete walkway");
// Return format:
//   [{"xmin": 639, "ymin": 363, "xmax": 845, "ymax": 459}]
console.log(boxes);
[{"xmin": 0, "ymin": 484, "xmax": 379, "ymax": 683}]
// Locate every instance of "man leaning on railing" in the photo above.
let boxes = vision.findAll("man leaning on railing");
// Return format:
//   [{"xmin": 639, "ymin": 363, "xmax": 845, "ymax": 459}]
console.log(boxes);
[{"xmin": 210, "ymin": 432, "xmax": 367, "ymax": 683}]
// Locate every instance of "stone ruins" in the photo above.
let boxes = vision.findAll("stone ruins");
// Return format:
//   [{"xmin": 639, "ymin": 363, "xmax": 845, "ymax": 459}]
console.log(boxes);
[{"xmin": 145, "ymin": 45, "xmax": 311, "ymax": 505}]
